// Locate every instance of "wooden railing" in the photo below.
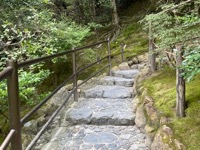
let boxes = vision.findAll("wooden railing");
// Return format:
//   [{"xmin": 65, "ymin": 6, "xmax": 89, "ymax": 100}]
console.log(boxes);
[{"xmin": 0, "ymin": 40, "xmax": 111, "ymax": 150}]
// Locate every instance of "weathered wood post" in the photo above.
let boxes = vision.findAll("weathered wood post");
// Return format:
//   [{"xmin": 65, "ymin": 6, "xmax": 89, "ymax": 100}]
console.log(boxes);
[
  {"xmin": 175, "ymin": 44, "xmax": 186, "ymax": 118},
  {"xmin": 72, "ymin": 48, "xmax": 78, "ymax": 101},
  {"xmin": 149, "ymin": 21, "xmax": 156, "ymax": 72},
  {"xmin": 120, "ymin": 43, "xmax": 124, "ymax": 62},
  {"xmin": 7, "ymin": 60, "xmax": 22, "ymax": 150},
  {"xmin": 107, "ymin": 38, "xmax": 112, "ymax": 76}
]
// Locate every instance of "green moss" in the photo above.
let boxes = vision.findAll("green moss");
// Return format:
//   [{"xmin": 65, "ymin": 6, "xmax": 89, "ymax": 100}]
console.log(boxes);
[
  {"xmin": 170, "ymin": 75, "xmax": 200, "ymax": 150},
  {"xmin": 142, "ymin": 67, "xmax": 176, "ymax": 117},
  {"xmin": 142, "ymin": 67, "xmax": 200, "ymax": 150},
  {"xmin": 123, "ymin": 23, "xmax": 141, "ymax": 37},
  {"xmin": 0, "ymin": 116, "xmax": 9, "ymax": 144}
]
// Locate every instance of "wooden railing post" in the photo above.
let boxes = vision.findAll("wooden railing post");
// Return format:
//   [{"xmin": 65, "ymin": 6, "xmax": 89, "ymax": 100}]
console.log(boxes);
[
  {"xmin": 72, "ymin": 48, "xmax": 78, "ymax": 101},
  {"xmin": 107, "ymin": 38, "xmax": 111, "ymax": 76},
  {"xmin": 6, "ymin": 60, "xmax": 22, "ymax": 150},
  {"xmin": 149, "ymin": 21, "xmax": 156, "ymax": 72},
  {"xmin": 120, "ymin": 43, "xmax": 124, "ymax": 62},
  {"xmin": 175, "ymin": 45, "xmax": 186, "ymax": 118}
]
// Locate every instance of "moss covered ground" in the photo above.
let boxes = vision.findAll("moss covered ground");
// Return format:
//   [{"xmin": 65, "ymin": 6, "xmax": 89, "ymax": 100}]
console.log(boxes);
[{"xmin": 143, "ymin": 67, "xmax": 200, "ymax": 150}]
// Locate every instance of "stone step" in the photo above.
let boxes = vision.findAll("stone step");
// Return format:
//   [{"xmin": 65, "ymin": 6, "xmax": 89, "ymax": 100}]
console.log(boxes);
[
  {"xmin": 41, "ymin": 125, "xmax": 148, "ymax": 150},
  {"xmin": 112, "ymin": 69, "xmax": 139, "ymax": 79},
  {"xmin": 100, "ymin": 76, "xmax": 134, "ymax": 87},
  {"xmin": 63, "ymin": 98, "xmax": 135, "ymax": 126},
  {"xmin": 84, "ymin": 85, "xmax": 133, "ymax": 99}
]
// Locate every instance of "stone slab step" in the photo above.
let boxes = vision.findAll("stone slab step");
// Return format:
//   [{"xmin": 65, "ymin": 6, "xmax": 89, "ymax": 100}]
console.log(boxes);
[
  {"xmin": 41, "ymin": 125, "xmax": 148, "ymax": 150},
  {"xmin": 84, "ymin": 85, "xmax": 133, "ymax": 99},
  {"xmin": 100, "ymin": 76, "xmax": 134, "ymax": 87},
  {"xmin": 64, "ymin": 98, "xmax": 135, "ymax": 126},
  {"xmin": 113, "ymin": 69, "xmax": 139, "ymax": 79}
]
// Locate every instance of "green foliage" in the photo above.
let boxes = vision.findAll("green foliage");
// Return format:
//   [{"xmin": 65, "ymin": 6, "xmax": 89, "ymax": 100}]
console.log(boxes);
[
  {"xmin": 0, "ymin": 69, "xmax": 50, "ymax": 112},
  {"xmin": 140, "ymin": 0, "xmax": 200, "ymax": 81},
  {"xmin": 123, "ymin": 23, "xmax": 141, "ymax": 37},
  {"xmin": 18, "ymin": 69, "xmax": 50, "ymax": 105},
  {"xmin": 0, "ymin": 0, "xmax": 91, "ymax": 69},
  {"xmin": 182, "ymin": 46, "xmax": 200, "ymax": 81},
  {"xmin": 83, "ymin": 48, "xmax": 98, "ymax": 63},
  {"xmin": 0, "ymin": 0, "xmax": 91, "ymax": 105},
  {"xmin": 68, "ymin": 0, "xmax": 112, "ymax": 25}
]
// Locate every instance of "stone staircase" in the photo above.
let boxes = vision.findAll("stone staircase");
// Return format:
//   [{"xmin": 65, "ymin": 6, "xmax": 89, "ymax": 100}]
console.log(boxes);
[{"xmin": 40, "ymin": 68, "xmax": 148, "ymax": 150}]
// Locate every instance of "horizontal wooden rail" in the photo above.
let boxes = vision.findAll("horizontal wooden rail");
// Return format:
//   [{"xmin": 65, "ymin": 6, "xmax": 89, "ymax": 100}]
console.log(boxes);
[
  {"xmin": 0, "ymin": 129, "xmax": 15, "ymax": 150},
  {"xmin": 18, "ymin": 50, "xmax": 74, "ymax": 68},
  {"xmin": 18, "ymin": 40, "xmax": 108, "ymax": 68},
  {"xmin": 0, "ymin": 67, "xmax": 13, "ymax": 82}
]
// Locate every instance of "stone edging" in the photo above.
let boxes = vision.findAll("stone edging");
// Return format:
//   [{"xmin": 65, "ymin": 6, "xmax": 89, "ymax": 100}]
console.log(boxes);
[{"xmin": 134, "ymin": 66, "xmax": 186, "ymax": 150}]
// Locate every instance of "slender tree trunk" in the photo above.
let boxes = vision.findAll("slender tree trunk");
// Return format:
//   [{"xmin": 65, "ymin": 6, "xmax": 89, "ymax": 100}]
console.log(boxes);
[
  {"xmin": 91, "ymin": 0, "xmax": 96, "ymax": 22},
  {"xmin": 111, "ymin": 0, "xmax": 119, "ymax": 28},
  {"xmin": 75, "ymin": 0, "xmax": 85, "ymax": 23},
  {"xmin": 91, "ymin": 0, "xmax": 99, "ymax": 42},
  {"xmin": 149, "ymin": 21, "xmax": 156, "ymax": 72},
  {"xmin": 176, "ymin": 45, "xmax": 186, "ymax": 118}
]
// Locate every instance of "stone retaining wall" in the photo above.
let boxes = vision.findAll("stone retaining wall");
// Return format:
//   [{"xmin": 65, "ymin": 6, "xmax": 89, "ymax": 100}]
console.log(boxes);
[{"xmin": 133, "ymin": 58, "xmax": 186, "ymax": 150}]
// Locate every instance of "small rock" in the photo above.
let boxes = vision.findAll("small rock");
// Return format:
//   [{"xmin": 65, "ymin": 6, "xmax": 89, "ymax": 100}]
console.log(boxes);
[
  {"xmin": 118, "ymin": 62, "xmax": 130, "ymax": 70},
  {"xmin": 144, "ymin": 96, "xmax": 159, "ymax": 124},
  {"xmin": 41, "ymin": 142, "xmax": 58, "ymax": 150},
  {"xmin": 151, "ymin": 125, "xmax": 185, "ymax": 150},
  {"xmin": 23, "ymin": 120, "xmax": 38, "ymax": 134},
  {"xmin": 22, "ymin": 133, "xmax": 35, "ymax": 149},
  {"xmin": 94, "ymin": 144, "xmax": 104, "ymax": 149},
  {"xmin": 77, "ymin": 80, "xmax": 83, "ymax": 85},
  {"xmin": 130, "ymin": 64, "xmax": 138, "ymax": 69},
  {"xmin": 145, "ymin": 125, "xmax": 155, "ymax": 148},
  {"xmin": 138, "ymin": 64, "xmax": 145, "ymax": 70},
  {"xmin": 81, "ymin": 144, "xmax": 93, "ymax": 149},
  {"xmin": 108, "ymin": 143, "xmax": 117, "ymax": 149},
  {"xmin": 37, "ymin": 103, "xmax": 58, "ymax": 117},
  {"xmin": 111, "ymin": 66, "xmax": 119, "ymax": 72},
  {"xmin": 130, "ymin": 144, "xmax": 139, "ymax": 149},
  {"xmin": 160, "ymin": 117, "xmax": 169, "ymax": 125},
  {"xmin": 128, "ymin": 60, "xmax": 134, "ymax": 66},
  {"xmin": 37, "ymin": 116, "xmax": 46, "ymax": 127},
  {"xmin": 120, "ymin": 134, "xmax": 132, "ymax": 140},
  {"xmin": 132, "ymin": 57, "xmax": 139, "ymax": 64},
  {"xmin": 135, "ymin": 105, "xmax": 146, "ymax": 132},
  {"xmin": 50, "ymin": 85, "xmax": 70, "ymax": 106},
  {"xmin": 65, "ymin": 83, "xmax": 73, "ymax": 91},
  {"xmin": 138, "ymin": 53, "xmax": 148, "ymax": 63},
  {"xmin": 139, "ymin": 67, "xmax": 150, "ymax": 77}
]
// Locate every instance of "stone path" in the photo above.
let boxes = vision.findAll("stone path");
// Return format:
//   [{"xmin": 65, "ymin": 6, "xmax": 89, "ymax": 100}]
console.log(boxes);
[{"xmin": 40, "ymin": 68, "xmax": 148, "ymax": 150}]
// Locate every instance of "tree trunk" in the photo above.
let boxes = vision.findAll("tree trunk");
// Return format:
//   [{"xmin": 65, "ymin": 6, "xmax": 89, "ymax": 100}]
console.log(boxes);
[
  {"xmin": 111, "ymin": 0, "xmax": 119, "ymax": 28},
  {"xmin": 74, "ymin": 0, "xmax": 85, "ymax": 23},
  {"xmin": 149, "ymin": 21, "xmax": 156, "ymax": 72},
  {"xmin": 91, "ymin": 0, "xmax": 96, "ymax": 22},
  {"xmin": 176, "ymin": 45, "xmax": 186, "ymax": 118}
]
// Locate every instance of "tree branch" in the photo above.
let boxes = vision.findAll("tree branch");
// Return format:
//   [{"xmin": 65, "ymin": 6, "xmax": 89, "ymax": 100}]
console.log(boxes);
[{"xmin": 158, "ymin": 0, "xmax": 193, "ymax": 15}]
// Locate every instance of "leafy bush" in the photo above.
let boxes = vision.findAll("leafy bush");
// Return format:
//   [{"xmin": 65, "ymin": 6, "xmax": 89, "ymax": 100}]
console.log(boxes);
[
  {"xmin": 140, "ymin": 0, "xmax": 200, "ymax": 81},
  {"xmin": 182, "ymin": 46, "xmax": 200, "ymax": 82},
  {"xmin": 0, "ymin": 69, "xmax": 50, "ymax": 112}
]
